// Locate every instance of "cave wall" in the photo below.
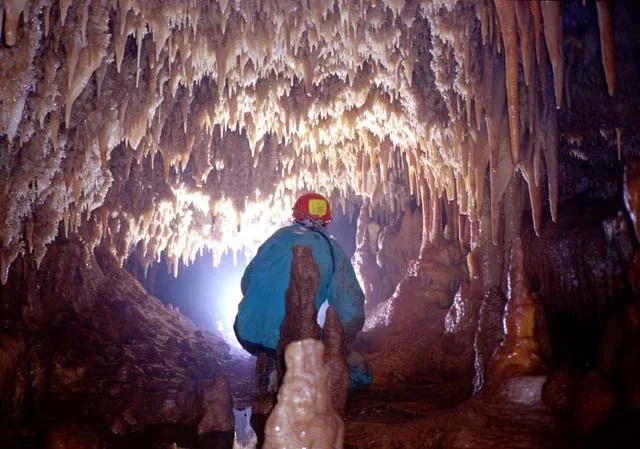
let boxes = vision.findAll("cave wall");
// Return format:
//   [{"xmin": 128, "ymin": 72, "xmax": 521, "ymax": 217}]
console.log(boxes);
[{"xmin": 0, "ymin": 236, "xmax": 252, "ymax": 446}]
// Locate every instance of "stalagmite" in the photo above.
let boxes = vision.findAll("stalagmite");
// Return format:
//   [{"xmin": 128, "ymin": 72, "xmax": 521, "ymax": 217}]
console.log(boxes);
[
  {"xmin": 540, "ymin": 0, "xmax": 564, "ymax": 109},
  {"xmin": 596, "ymin": 0, "xmax": 616, "ymax": 97},
  {"xmin": 197, "ymin": 376, "xmax": 234, "ymax": 442},
  {"xmin": 488, "ymin": 238, "xmax": 545, "ymax": 386},
  {"xmin": 264, "ymin": 339, "xmax": 344, "ymax": 449},
  {"xmin": 277, "ymin": 245, "xmax": 321, "ymax": 386},
  {"xmin": 322, "ymin": 307, "xmax": 349, "ymax": 416}
]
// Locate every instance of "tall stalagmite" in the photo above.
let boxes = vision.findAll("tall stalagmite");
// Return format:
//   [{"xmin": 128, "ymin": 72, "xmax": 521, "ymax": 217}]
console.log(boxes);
[{"xmin": 264, "ymin": 339, "xmax": 344, "ymax": 449}]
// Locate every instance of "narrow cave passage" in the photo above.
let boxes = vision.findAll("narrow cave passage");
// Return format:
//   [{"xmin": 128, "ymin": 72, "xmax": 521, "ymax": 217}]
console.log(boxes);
[{"xmin": 2, "ymin": 0, "xmax": 640, "ymax": 448}]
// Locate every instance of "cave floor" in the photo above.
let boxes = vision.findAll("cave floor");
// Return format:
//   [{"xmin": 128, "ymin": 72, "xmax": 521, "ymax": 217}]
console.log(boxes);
[{"xmin": 341, "ymin": 379, "xmax": 640, "ymax": 449}]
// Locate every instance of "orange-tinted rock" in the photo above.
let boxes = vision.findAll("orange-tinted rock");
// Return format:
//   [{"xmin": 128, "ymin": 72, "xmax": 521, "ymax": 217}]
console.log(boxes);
[
  {"xmin": 46, "ymin": 425, "xmax": 105, "ymax": 449},
  {"xmin": 575, "ymin": 370, "xmax": 615, "ymax": 432},
  {"xmin": 488, "ymin": 238, "xmax": 544, "ymax": 387},
  {"xmin": 361, "ymin": 245, "xmax": 476, "ymax": 388},
  {"xmin": 322, "ymin": 307, "xmax": 349, "ymax": 416},
  {"xmin": 264, "ymin": 339, "xmax": 343, "ymax": 449}
]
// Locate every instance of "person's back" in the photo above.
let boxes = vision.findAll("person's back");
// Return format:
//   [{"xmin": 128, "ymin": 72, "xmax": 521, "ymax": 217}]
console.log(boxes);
[
  {"xmin": 233, "ymin": 192, "xmax": 366, "ymax": 448},
  {"xmin": 234, "ymin": 193, "xmax": 365, "ymax": 355}
]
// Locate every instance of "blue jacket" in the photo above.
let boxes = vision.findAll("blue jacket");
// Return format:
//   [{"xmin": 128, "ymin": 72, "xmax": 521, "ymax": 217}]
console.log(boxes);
[{"xmin": 234, "ymin": 221, "xmax": 365, "ymax": 354}]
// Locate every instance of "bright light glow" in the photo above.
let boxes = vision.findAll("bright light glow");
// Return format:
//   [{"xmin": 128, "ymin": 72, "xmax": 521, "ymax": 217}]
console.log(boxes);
[
  {"xmin": 208, "ymin": 195, "xmax": 292, "ymax": 265},
  {"xmin": 217, "ymin": 270, "xmax": 244, "ymax": 335}
]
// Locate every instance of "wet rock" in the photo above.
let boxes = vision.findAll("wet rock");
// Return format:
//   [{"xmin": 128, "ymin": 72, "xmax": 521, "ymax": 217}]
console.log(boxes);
[
  {"xmin": 488, "ymin": 238, "xmax": 545, "ymax": 387},
  {"xmin": 521, "ymin": 198, "xmax": 633, "ymax": 369},
  {"xmin": 473, "ymin": 286, "xmax": 506, "ymax": 393},
  {"xmin": 265, "ymin": 339, "xmax": 343, "ymax": 449},
  {"xmin": 361, "ymin": 238, "xmax": 474, "ymax": 387},
  {"xmin": 623, "ymin": 156, "xmax": 640, "ymax": 241},
  {"xmin": 498, "ymin": 375, "xmax": 547, "ymax": 405}
]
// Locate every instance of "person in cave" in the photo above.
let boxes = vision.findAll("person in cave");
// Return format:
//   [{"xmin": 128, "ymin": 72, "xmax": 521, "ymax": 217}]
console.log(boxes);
[{"xmin": 233, "ymin": 192, "xmax": 367, "ymax": 444}]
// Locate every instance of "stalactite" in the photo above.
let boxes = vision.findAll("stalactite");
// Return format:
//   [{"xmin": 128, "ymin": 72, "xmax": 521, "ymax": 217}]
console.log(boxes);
[
  {"xmin": 494, "ymin": 0, "xmax": 520, "ymax": 163},
  {"xmin": 0, "ymin": 0, "xmax": 603, "ymax": 281},
  {"xmin": 540, "ymin": 0, "xmax": 564, "ymax": 109},
  {"xmin": 596, "ymin": 0, "xmax": 616, "ymax": 97},
  {"xmin": 515, "ymin": 1, "xmax": 534, "ymax": 88},
  {"xmin": 2, "ymin": 0, "xmax": 28, "ymax": 46}
]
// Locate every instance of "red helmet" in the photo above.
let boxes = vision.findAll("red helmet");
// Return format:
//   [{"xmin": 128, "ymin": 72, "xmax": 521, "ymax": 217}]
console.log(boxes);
[{"xmin": 292, "ymin": 193, "xmax": 331, "ymax": 224}]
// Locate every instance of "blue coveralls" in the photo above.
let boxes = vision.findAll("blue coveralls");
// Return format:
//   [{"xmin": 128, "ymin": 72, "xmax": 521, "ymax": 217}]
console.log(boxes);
[{"xmin": 233, "ymin": 221, "xmax": 365, "ymax": 355}]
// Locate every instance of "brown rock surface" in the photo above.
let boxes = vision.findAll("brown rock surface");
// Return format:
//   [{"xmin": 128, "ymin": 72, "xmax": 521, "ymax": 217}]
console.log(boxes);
[
  {"xmin": 323, "ymin": 306, "xmax": 349, "ymax": 416},
  {"xmin": 353, "ymin": 203, "xmax": 422, "ymax": 313},
  {"xmin": 0, "ymin": 237, "xmax": 253, "ymax": 446},
  {"xmin": 277, "ymin": 245, "xmax": 322, "ymax": 386},
  {"xmin": 574, "ymin": 370, "xmax": 615, "ymax": 433},
  {"xmin": 197, "ymin": 376, "xmax": 234, "ymax": 434},
  {"xmin": 360, "ymin": 237, "xmax": 474, "ymax": 388}
]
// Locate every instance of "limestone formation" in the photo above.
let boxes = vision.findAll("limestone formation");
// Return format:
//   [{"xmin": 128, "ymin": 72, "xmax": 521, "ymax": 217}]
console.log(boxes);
[
  {"xmin": 264, "ymin": 339, "xmax": 344, "ymax": 449},
  {"xmin": 488, "ymin": 238, "xmax": 544, "ymax": 387},
  {"xmin": 277, "ymin": 245, "xmax": 321, "ymax": 386},
  {"xmin": 197, "ymin": 375, "xmax": 234, "ymax": 435}
]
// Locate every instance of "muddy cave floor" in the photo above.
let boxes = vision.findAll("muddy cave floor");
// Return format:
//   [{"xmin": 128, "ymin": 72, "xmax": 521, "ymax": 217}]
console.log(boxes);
[
  {"xmin": 19, "ymin": 351, "xmax": 640, "ymax": 449},
  {"xmin": 224, "ymin": 356, "xmax": 640, "ymax": 449},
  {"xmin": 345, "ymin": 382, "xmax": 637, "ymax": 449}
]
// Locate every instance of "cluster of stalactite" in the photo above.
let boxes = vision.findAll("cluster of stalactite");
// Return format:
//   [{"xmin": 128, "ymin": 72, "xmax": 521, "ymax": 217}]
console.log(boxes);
[{"xmin": 0, "ymin": 0, "xmax": 616, "ymax": 285}]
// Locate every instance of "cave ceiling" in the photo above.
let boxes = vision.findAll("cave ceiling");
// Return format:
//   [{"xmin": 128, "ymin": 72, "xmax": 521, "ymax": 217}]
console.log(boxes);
[{"xmin": 0, "ymin": 0, "xmax": 616, "ymax": 284}]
